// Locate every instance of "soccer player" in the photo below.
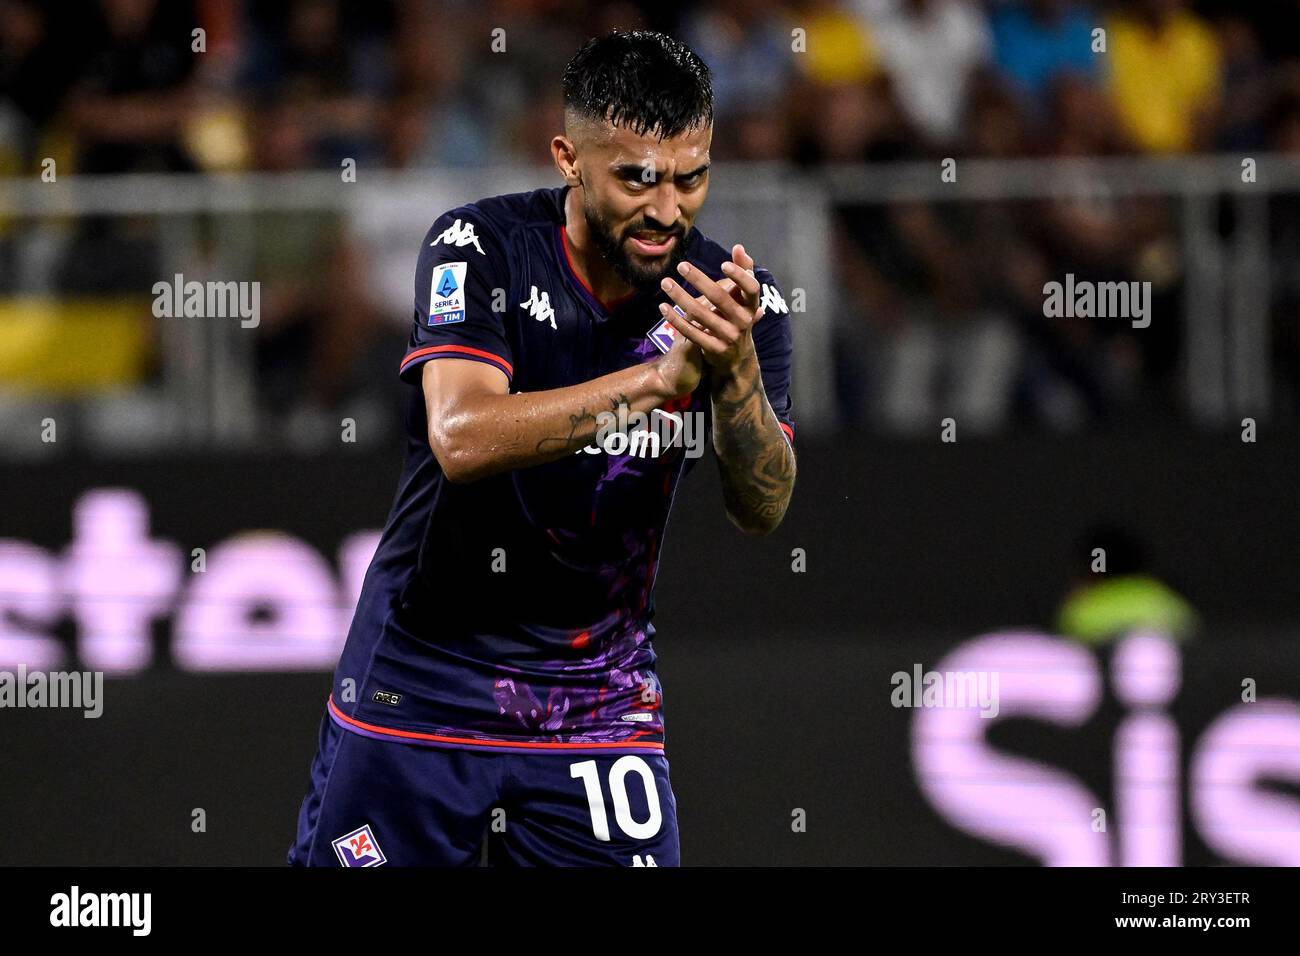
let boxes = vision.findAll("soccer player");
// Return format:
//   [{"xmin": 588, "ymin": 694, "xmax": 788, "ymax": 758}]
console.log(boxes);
[{"xmin": 289, "ymin": 30, "xmax": 796, "ymax": 867}]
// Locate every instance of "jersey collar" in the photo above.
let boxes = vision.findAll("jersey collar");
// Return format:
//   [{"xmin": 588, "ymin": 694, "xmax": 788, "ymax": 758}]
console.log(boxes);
[{"xmin": 554, "ymin": 222, "xmax": 639, "ymax": 319}]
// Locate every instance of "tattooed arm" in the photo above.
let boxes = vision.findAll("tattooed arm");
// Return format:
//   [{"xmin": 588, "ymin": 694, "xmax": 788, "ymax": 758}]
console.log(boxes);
[
  {"xmin": 421, "ymin": 330, "xmax": 702, "ymax": 483},
  {"xmin": 658, "ymin": 247, "xmax": 796, "ymax": 536},
  {"xmin": 710, "ymin": 352, "xmax": 796, "ymax": 535},
  {"xmin": 422, "ymin": 280, "xmax": 741, "ymax": 483}
]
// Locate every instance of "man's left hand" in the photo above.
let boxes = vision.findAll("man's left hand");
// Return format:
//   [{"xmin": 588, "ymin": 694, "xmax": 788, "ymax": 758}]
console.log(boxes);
[{"xmin": 657, "ymin": 243, "xmax": 766, "ymax": 376}]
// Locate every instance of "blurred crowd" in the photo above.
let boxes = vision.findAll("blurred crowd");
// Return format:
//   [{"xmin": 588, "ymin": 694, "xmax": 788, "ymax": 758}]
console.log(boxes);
[{"xmin": 3, "ymin": 0, "xmax": 1300, "ymax": 435}]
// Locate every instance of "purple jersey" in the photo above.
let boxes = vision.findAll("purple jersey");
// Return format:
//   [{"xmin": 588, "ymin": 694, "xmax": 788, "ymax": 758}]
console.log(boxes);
[{"xmin": 328, "ymin": 184, "xmax": 794, "ymax": 754}]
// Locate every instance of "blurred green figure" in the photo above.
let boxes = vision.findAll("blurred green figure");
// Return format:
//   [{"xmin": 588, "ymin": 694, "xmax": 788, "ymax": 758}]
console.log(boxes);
[{"xmin": 1057, "ymin": 526, "xmax": 1198, "ymax": 644}]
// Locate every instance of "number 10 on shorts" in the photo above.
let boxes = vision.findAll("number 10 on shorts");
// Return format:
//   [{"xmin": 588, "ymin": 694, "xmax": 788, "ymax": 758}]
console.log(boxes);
[{"xmin": 570, "ymin": 756, "xmax": 663, "ymax": 842}]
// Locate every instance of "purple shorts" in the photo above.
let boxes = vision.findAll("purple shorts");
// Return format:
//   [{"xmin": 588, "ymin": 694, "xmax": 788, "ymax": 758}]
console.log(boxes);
[{"xmin": 288, "ymin": 710, "xmax": 680, "ymax": 867}]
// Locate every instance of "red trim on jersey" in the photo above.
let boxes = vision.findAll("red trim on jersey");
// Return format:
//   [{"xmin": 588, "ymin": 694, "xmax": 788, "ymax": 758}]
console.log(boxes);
[
  {"xmin": 401, "ymin": 344, "xmax": 513, "ymax": 378},
  {"xmin": 560, "ymin": 226, "xmax": 637, "ymax": 313},
  {"xmin": 779, "ymin": 421, "xmax": 794, "ymax": 444},
  {"xmin": 327, "ymin": 695, "xmax": 665, "ymax": 751}
]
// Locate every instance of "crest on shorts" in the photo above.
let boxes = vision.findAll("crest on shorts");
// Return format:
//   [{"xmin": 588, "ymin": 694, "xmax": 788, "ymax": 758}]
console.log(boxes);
[{"xmin": 332, "ymin": 824, "xmax": 387, "ymax": 867}]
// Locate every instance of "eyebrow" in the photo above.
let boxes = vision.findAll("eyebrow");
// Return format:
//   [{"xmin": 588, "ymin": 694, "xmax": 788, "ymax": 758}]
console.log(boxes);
[{"xmin": 612, "ymin": 161, "xmax": 711, "ymax": 181}]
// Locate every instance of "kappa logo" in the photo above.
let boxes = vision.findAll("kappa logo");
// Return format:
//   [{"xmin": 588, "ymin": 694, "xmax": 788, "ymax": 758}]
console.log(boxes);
[
  {"xmin": 430, "ymin": 218, "xmax": 485, "ymax": 255},
  {"xmin": 759, "ymin": 282, "xmax": 788, "ymax": 316},
  {"xmin": 332, "ymin": 824, "xmax": 387, "ymax": 867},
  {"xmin": 520, "ymin": 285, "xmax": 557, "ymax": 330}
]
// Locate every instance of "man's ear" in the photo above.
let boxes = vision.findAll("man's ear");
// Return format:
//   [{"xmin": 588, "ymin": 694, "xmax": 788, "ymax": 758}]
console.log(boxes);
[{"xmin": 552, "ymin": 135, "xmax": 581, "ymax": 185}]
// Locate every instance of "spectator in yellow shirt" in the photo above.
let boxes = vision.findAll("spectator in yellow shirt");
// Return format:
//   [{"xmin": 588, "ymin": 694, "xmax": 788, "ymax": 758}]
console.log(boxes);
[{"xmin": 1105, "ymin": 0, "xmax": 1222, "ymax": 153}]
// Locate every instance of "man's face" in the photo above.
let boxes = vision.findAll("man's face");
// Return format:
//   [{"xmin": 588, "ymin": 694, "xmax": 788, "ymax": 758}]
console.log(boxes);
[{"xmin": 579, "ymin": 120, "xmax": 711, "ymax": 293}]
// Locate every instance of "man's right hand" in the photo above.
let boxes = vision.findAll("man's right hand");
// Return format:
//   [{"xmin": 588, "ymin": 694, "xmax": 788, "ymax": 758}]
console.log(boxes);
[
  {"xmin": 656, "ymin": 326, "xmax": 705, "ymax": 398},
  {"xmin": 655, "ymin": 276, "xmax": 737, "ymax": 398}
]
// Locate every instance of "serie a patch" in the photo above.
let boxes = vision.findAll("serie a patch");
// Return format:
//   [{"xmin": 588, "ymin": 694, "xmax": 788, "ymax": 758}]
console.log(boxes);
[{"xmin": 429, "ymin": 262, "xmax": 468, "ymax": 325}]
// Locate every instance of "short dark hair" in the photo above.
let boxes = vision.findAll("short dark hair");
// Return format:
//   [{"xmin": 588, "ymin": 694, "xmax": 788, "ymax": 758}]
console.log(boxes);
[{"xmin": 562, "ymin": 30, "xmax": 713, "ymax": 140}]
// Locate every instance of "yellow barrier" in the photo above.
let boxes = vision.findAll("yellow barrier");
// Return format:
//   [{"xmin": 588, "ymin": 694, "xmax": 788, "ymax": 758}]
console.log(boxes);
[{"xmin": 0, "ymin": 297, "xmax": 152, "ymax": 393}]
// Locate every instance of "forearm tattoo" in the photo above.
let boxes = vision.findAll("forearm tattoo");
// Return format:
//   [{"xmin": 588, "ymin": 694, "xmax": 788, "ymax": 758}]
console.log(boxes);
[
  {"xmin": 534, "ymin": 392, "xmax": 633, "ymax": 455},
  {"xmin": 711, "ymin": 368, "xmax": 796, "ymax": 531}
]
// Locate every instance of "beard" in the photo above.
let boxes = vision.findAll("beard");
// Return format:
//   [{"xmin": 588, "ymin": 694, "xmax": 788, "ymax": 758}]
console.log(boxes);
[{"xmin": 583, "ymin": 194, "xmax": 687, "ymax": 294}]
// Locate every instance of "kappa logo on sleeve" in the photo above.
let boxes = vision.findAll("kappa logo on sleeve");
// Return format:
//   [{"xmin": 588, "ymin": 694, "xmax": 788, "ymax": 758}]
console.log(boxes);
[
  {"xmin": 758, "ymin": 282, "xmax": 788, "ymax": 315},
  {"xmin": 429, "ymin": 262, "xmax": 467, "ymax": 325},
  {"xmin": 430, "ymin": 218, "xmax": 485, "ymax": 255},
  {"xmin": 332, "ymin": 824, "xmax": 387, "ymax": 867}
]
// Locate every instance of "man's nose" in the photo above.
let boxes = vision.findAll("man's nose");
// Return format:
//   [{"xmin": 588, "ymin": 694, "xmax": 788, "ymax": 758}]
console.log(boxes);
[{"xmin": 646, "ymin": 184, "xmax": 680, "ymax": 230}]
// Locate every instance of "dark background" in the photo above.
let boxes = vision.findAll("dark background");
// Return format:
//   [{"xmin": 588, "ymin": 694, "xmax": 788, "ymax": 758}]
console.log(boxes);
[{"xmin": 2, "ymin": 432, "xmax": 1297, "ymax": 865}]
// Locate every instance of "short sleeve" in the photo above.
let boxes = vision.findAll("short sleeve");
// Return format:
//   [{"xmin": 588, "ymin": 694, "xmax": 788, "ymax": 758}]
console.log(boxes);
[
  {"xmin": 399, "ymin": 208, "xmax": 514, "ymax": 386},
  {"xmin": 751, "ymin": 266, "xmax": 795, "ymax": 448}
]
